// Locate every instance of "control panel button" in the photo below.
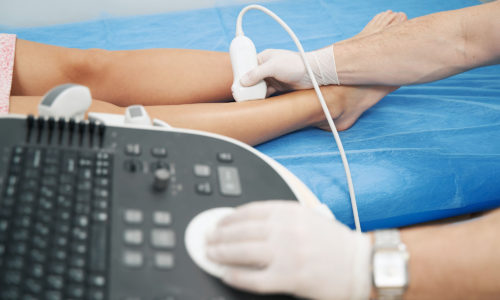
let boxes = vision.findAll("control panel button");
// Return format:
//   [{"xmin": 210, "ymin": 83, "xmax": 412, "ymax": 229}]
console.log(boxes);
[
  {"xmin": 153, "ymin": 211, "xmax": 172, "ymax": 226},
  {"xmin": 123, "ymin": 209, "xmax": 143, "ymax": 224},
  {"xmin": 124, "ymin": 159, "xmax": 142, "ymax": 173},
  {"xmin": 123, "ymin": 229, "xmax": 144, "ymax": 246},
  {"xmin": 195, "ymin": 182, "xmax": 212, "ymax": 195},
  {"xmin": 151, "ymin": 147, "xmax": 167, "ymax": 158},
  {"xmin": 153, "ymin": 168, "xmax": 170, "ymax": 192},
  {"xmin": 217, "ymin": 152, "xmax": 233, "ymax": 163},
  {"xmin": 217, "ymin": 166, "xmax": 242, "ymax": 196},
  {"xmin": 193, "ymin": 164, "xmax": 211, "ymax": 177},
  {"xmin": 154, "ymin": 252, "xmax": 174, "ymax": 270},
  {"xmin": 151, "ymin": 229, "xmax": 175, "ymax": 249},
  {"xmin": 125, "ymin": 144, "xmax": 141, "ymax": 156},
  {"xmin": 123, "ymin": 251, "xmax": 144, "ymax": 268}
]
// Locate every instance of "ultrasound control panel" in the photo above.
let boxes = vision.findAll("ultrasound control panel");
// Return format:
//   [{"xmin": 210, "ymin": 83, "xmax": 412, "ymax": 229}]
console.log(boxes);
[{"xmin": 0, "ymin": 115, "xmax": 301, "ymax": 300}]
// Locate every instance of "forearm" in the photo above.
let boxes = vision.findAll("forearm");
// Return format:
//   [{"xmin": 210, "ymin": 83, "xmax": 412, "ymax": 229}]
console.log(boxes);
[
  {"xmin": 400, "ymin": 209, "xmax": 500, "ymax": 299},
  {"xmin": 334, "ymin": 1, "xmax": 500, "ymax": 86}
]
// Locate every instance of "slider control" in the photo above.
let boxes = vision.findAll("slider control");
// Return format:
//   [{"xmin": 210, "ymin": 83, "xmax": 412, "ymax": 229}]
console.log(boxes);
[
  {"xmin": 26, "ymin": 115, "xmax": 35, "ymax": 142},
  {"xmin": 78, "ymin": 120, "xmax": 86, "ymax": 146},
  {"xmin": 89, "ymin": 120, "xmax": 96, "ymax": 147},
  {"xmin": 68, "ymin": 118, "xmax": 76, "ymax": 145},
  {"xmin": 98, "ymin": 123, "xmax": 106, "ymax": 148},
  {"xmin": 47, "ymin": 117, "xmax": 55, "ymax": 144},
  {"xmin": 58, "ymin": 117, "xmax": 65, "ymax": 144},
  {"xmin": 37, "ymin": 117, "xmax": 45, "ymax": 143}
]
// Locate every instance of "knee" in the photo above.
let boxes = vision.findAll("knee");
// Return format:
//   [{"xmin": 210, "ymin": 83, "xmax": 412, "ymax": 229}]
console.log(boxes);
[{"xmin": 63, "ymin": 48, "xmax": 112, "ymax": 85}]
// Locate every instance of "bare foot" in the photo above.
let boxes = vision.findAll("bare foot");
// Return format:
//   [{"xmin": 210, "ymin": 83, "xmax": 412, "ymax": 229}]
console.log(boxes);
[{"xmin": 314, "ymin": 11, "xmax": 406, "ymax": 131}]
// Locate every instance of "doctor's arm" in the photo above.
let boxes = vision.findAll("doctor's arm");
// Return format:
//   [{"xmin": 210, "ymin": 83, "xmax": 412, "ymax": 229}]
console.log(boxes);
[
  {"xmin": 333, "ymin": 0, "xmax": 500, "ymax": 86},
  {"xmin": 242, "ymin": 1, "xmax": 500, "ymax": 89},
  {"xmin": 206, "ymin": 202, "xmax": 500, "ymax": 300}
]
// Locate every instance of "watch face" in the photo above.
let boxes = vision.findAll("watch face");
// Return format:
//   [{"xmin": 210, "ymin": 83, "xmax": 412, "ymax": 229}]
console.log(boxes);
[{"xmin": 374, "ymin": 250, "xmax": 407, "ymax": 288}]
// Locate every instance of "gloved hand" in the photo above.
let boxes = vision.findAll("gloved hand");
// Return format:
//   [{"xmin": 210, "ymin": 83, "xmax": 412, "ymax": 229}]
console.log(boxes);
[
  {"xmin": 240, "ymin": 46, "xmax": 340, "ymax": 95},
  {"xmin": 206, "ymin": 201, "xmax": 372, "ymax": 300}
]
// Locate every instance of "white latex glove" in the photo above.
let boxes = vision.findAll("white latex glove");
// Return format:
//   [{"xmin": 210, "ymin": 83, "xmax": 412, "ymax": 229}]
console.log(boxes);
[
  {"xmin": 206, "ymin": 201, "xmax": 372, "ymax": 300},
  {"xmin": 240, "ymin": 46, "xmax": 340, "ymax": 95}
]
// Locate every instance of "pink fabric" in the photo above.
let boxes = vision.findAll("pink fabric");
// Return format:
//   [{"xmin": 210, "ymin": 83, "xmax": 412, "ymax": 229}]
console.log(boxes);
[{"xmin": 0, "ymin": 34, "xmax": 16, "ymax": 115}]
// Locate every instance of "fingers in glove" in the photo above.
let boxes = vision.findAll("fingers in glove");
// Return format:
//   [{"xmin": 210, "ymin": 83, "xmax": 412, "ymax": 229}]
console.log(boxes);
[
  {"xmin": 218, "ymin": 200, "xmax": 289, "ymax": 226},
  {"xmin": 222, "ymin": 268, "xmax": 284, "ymax": 295},
  {"xmin": 206, "ymin": 242, "xmax": 272, "ymax": 268},
  {"xmin": 240, "ymin": 62, "xmax": 277, "ymax": 87},
  {"xmin": 206, "ymin": 221, "xmax": 268, "ymax": 244}
]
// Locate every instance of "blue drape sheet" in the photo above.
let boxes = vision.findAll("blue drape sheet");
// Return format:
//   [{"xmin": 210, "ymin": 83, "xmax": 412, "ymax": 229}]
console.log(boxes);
[{"xmin": 3, "ymin": 0, "xmax": 499, "ymax": 230}]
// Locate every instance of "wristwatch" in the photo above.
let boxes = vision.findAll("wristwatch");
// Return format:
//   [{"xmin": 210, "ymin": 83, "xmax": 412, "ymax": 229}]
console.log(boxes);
[{"xmin": 372, "ymin": 229, "xmax": 409, "ymax": 300}]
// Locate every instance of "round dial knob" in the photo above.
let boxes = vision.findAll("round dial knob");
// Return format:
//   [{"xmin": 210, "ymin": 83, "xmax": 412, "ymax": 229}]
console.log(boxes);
[{"xmin": 153, "ymin": 168, "xmax": 171, "ymax": 191}]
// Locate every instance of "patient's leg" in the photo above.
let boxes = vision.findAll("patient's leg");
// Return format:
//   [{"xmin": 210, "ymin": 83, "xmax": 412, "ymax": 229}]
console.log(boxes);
[
  {"xmin": 11, "ymin": 11, "xmax": 406, "ymax": 108},
  {"xmin": 9, "ymin": 81, "xmax": 392, "ymax": 146},
  {"xmin": 9, "ymin": 88, "xmax": 323, "ymax": 146},
  {"xmin": 12, "ymin": 42, "xmax": 233, "ymax": 106}
]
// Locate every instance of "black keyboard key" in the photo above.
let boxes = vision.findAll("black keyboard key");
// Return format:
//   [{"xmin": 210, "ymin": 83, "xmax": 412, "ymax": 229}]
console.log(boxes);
[
  {"xmin": 66, "ymin": 284, "xmax": 85, "ymax": 298},
  {"xmin": 34, "ymin": 222, "xmax": 50, "ymax": 236},
  {"xmin": 12, "ymin": 229, "xmax": 30, "ymax": 242},
  {"xmin": 21, "ymin": 294, "xmax": 39, "ymax": 300},
  {"xmin": 87, "ymin": 288, "xmax": 105, "ymax": 300},
  {"xmin": 47, "ymin": 275, "xmax": 64, "ymax": 290},
  {"xmin": 57, "ymin": 210, "xmax": 72, "ymax": 222},
  {"xmin": 0, "ymin": 287, "xmax": 20, "ymax": 300},
  {"xmin": 71, "ymin": 242, "xmax": 88, "ymax": 255},
  {"xmin": 77, "ymin": 181, "xmax": 92, "ymax": 192},
  {"xmin": 29, "ymin": 264, "xmax": 45, "ymax": 278},
  {"xmin": 53, "ymin": 235, "xmax": 69, "ymax": 248},
  {"xmin": 43, "ymin": 165, "xmax": 59, "ymax": 176},
  {"xmin": 90, "ymin": 225, "xmax": 107, "ymax": 273},
  {"xmin": 60, "ymin": 174, "xmax": 76, "ymax": 184},
  {"xmin": 78, "ymin": 168, "xmax": 93, "ymax": 180},
  {"xmin": 46, "ymin": 291, "xmax": 63, "ymax": 300},
  {"xmin": 76, "ymin": 193, "xmax": 92, "ymax": 203},
  {"xmin": 39, "ymin": 198, "xmax": 54, "ymax": 211},
  {"xmin": 2, "ymin": 196, "xmax": 15, "ymax": 207},
  {"xmin": 21, "ymin": 179, "xmax": 38, "ymax": 191},
  {"xmin": 6, "ymin": 255, "xmax": 25, "ymax": 270},
  {"xmin": 10, "ymin": 242, "xmax": 28, "ymax": 256},
  {"xmin": 24, "ymin": 168, "xmax": 39, "ymax": 179},
  {"xmin": 59, "ymin": 183, "xmax": 74, "ymax": 196},
  {"xmin": 40, "ymin": 186, "xmax": 56, "ymax": 198},
  {"xmin": 32, "ymin": 235, "xmax": 49, "ymax": 249},
  {"xmin": 68, "ymin": 268, "xmax": 85, "ymax": 283},
  {"xmin": 48, "ymin": 262, "xmax": 66, "ymax": 276},
  {"xmin": 16, "ymin": 205, "xmax": 34, "ymax": 216},
  {"xmin": 70, "ymin": 255, "xmax": 86, "ymax": 269},
  {"xmin": 3, "ymin": 270, "xmax": 22, "ymax": 285},
  {"xmin": 88, "ymin": 274, "xmax": 106, "ymax": 288},
  {"xmin": 57, "ymin": 195, "xmax": 72, "ymax": 209},
  {"xmin": 75, "ymin": 215, "xmax": 90, "ymax": 228},
  {"xmin": 25, "ymin": 277, "xmax": 43, "ymax": 294},
  {"xmin": 30, "ymin": 248, "xmax": 47, "ymax": 263},
  {"xmin": 51, "ymin": 248, "xmax": 68, "ymax": 261},
  {"xmin": 42, "ymin": 176, "xmax": 58, "ymax": 187},
  {"xmin": 75, "ymin": 202, "xmax": 91, "ymax": 215}
]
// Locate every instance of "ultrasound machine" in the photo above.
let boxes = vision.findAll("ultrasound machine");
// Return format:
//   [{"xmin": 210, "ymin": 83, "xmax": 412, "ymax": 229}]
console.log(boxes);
[{"xmin": 0, "ymin": 84, "xmax": 328, "ymax": 300}]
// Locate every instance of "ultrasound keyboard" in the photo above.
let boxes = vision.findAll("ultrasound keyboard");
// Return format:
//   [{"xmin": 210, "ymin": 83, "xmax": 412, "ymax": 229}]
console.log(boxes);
[
  {"xmin": 1, "ymin": 145, "xmax": 112, "ymax": 300},
  {"xmin": 0, "ymin": 115, "xmax": 314, "ymax": 300}
]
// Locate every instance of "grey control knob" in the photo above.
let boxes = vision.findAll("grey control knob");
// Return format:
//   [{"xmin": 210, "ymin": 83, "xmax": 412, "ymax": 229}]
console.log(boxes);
[{"xmin": 154, "ymin": 168, "xmax": 171, "ymax": 191}]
